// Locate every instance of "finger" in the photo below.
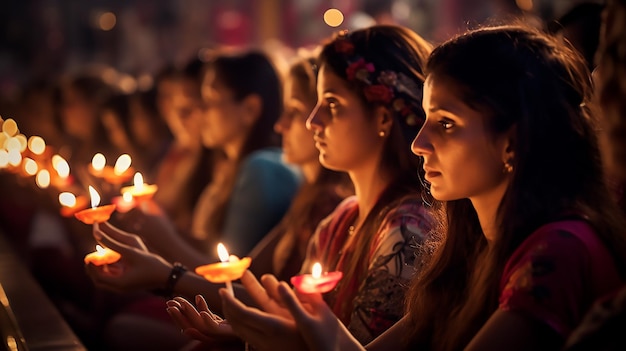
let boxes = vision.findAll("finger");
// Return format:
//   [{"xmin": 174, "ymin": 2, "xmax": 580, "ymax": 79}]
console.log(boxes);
[
  {"xmin": 260, "ymin": 274, "xmax": 284, "ymax": 304},
  {"xmin": 277, "ymin": 282, "xmax": 314, "ymax": 325},
  {"xmin": 240, "ymin": 271, "xmax": 272, "ymax": 308},
  {"xmin": 96, "ymin": 230, "xmax": 136, "ymax": 255},
  {"xmin": 195, "ymin": 294, "xmax": 210, "ymax": 313},
  {"xmin": 166, "ymin": 306, "xmax": 189, "ymax": 330},
  {"xmin": 166, "ymin": 299, "xmax": 182, "ymax": 309},
  {"xmin": 171, "ymin": 297, "xmax": 205, "ymax": 328},
  {"xmin": 100, "ymin": 221, "xmax": 147, "ymax": 250}
]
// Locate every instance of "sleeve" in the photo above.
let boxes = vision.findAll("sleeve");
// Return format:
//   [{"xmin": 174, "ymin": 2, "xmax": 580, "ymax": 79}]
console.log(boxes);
[
  {"xmin": 347, "ymin": 203, "xmax": 433, "ymax": 344},
  {"xmin": 499, "ymin": 229, "xmax": 593, "ymax": 337},
  {"xmin": 219, "ymin": 152, "xmax": 301, "ymax": 257}
]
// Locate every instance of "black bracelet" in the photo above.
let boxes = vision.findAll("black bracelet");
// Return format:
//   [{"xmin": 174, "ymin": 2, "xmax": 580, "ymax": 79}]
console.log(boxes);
[{"xmin": 155, "ymin": 262, "xmax": 187, "ymax": 298}]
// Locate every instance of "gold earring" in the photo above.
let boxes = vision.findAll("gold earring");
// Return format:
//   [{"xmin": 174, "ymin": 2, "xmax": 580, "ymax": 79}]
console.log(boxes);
[
  {"xmin": 503, "ymin": 162, "xmax": 513, "ymax": 174},
  {"xmin": 379, "ymin": 130, "xmax": 386, "ymax": 137}
]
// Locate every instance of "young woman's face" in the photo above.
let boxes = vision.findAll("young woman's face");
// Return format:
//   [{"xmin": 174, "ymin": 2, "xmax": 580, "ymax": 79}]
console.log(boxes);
[
  {"xmin": 274, "ymin": 74, "xmax": 318, "ymax": 166},
  {"xmin": 158, "ymin": 78, "xmax": 202, "ymax": 146},
  {"xmin": 306, "ymin": 65, "xmax": 382, "ymax": 172},
  {"xmin": 200, "ymin": 69, "xmax": 248, "ymax": 149},
  {"xmin": 412, "ymin": 76, "xmax": 510, "ymax": 201}
]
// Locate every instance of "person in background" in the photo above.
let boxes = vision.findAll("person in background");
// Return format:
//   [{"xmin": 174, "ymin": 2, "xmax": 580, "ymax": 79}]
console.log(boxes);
[
  {"xmin": 215, "ymin": 23, "xmax": 626, "ymax": 351},
  {"xmin": 169, "ymin": 24, "xmax": 436, "ymax": 347}
]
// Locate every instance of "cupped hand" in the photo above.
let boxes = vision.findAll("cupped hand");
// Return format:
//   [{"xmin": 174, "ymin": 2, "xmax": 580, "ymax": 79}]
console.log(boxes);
[
  {"xmin": 166, "ymin": 295, "xmax": 238, "ymax": 343},
  {"xmin": 85, "ymin": 223, "xmax": 172, "ymax": 293}
]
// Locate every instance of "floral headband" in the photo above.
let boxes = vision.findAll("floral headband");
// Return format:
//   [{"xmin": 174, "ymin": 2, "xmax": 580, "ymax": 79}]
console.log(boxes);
[{"xmin": 333, "ymin": 30, "xmax": 424, "ymax": 127}]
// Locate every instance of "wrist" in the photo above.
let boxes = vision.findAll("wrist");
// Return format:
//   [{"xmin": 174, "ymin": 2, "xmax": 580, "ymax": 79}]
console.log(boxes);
[{"xmin": 153, "ymin": 262, "xmax": 187, "ymax": 298}]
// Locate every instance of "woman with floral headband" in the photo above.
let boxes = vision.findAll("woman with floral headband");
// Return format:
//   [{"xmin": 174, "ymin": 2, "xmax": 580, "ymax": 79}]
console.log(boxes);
[
  {"xmin": 217, "ymin": 24, "xmax": 626, "ymax": 351},
  {"xmin": 169, "ymin": 25, "xmax": 436, "ymax": 346}
]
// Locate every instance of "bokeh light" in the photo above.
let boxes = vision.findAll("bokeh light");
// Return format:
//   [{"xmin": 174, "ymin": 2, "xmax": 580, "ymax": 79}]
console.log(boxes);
[{"xmin": 324, "ymin": 9, "xmax": 344, "ymax": 27}]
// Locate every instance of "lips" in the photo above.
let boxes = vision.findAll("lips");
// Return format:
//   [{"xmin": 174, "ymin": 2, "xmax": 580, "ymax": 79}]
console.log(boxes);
[{"xmin": 423, "ymin": 166, "xmax": 441, "ymax": 179}]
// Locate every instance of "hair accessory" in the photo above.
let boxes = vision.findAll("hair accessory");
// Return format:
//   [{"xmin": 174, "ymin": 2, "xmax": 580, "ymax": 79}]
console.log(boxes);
[{"xmin": 333, "ymin": 30, "xmax": 423, "ymax": 128}]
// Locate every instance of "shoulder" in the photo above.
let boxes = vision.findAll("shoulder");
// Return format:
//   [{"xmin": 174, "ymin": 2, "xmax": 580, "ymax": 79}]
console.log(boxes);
[
  {"xmin": 238, "ymin": 148, "xmax": 302, "ymax": 181},
  {"xmin": 378, "ymin": 194, "xmax": 433, "ymax": 236}
]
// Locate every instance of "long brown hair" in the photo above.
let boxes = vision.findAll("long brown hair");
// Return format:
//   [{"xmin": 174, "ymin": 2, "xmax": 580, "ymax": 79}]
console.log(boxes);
[
  {"xmin": 317, "ymin": 25, "xmax": 433, "ymax": 323},
  {"xmin": 405, "ymin": 24, "xmax": 626, "ymax": 350},
  {"xmin": 204, "ymin": 51, "xmax": 283, "ymax": 237}
]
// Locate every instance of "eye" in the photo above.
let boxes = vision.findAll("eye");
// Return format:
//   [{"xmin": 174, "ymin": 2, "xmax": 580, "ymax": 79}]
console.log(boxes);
[
  {"xmin": 438, "ymin": 118, "xmax": 454, "ymax": 130},
  {"xmin": 328, "ymin": 100, "xmax": 338, "ymax": 110}
]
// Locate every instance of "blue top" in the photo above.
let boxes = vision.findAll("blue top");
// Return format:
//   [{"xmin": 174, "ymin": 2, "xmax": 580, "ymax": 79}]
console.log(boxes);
[{"xmin": 192, "ymin": 147, "xmax": 302, "ymax": 257}]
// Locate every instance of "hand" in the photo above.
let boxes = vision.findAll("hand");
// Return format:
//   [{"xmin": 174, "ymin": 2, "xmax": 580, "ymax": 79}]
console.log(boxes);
[
  {"xmin": 166, "ymin": 295, "xmax": 238, "ymax": 343},
  {"xmin": 85, "ymin": 222, "xmax": 172, "ymax": 293},
  {"xmin": 239, "ymin": 271, "xmax": 294, "ymax": 319},
  {"xmin": 220, "ymin": 287, "xmax": 308, "ymax": 351}
]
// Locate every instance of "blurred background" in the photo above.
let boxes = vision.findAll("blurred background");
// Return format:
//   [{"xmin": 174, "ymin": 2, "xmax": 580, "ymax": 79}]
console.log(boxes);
[{"xmin": 0, "ymin": 0, "xmax": 600, "ymax": 105}]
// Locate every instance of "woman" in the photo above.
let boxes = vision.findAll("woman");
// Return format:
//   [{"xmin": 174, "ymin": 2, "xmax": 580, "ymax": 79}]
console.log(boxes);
[
  {"xmin": 216, "ymin": 24, "xmax": 626, "ymax": 351},
  {"xmin": 169, "ymin": 24, "xmax": 436, "ymax": 346}
]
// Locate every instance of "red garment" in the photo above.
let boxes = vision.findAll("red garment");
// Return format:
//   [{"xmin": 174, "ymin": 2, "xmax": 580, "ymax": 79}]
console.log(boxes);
[{"xmin": 499, "ymin": 220, "xmax": 623, "ymax": 337}]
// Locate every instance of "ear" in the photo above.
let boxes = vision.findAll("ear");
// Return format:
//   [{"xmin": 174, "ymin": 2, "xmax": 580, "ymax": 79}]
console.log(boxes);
[
  {"xmin": 241, "ymin": 94, "xmax": 262, "ymax": 126},
  {"xmin": 501, "ymin": 125, "xmax": 516, "ymax": 165},
  {"xmin": 374, "ymin": 106, "xmax": 393, "ymax": 135}
]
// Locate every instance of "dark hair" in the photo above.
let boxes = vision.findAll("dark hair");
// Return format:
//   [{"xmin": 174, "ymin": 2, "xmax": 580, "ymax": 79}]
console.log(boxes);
[
  {"xmin": 317, "ymin": 25, "xmax": 433, "ymax": 322},
  {"xmin": 406, "ymin": 24, "xmax": 626, "ymax": 350},
  {"xmin": 204, "ymin": 50, "xmax": 283, "ymax": 237}
]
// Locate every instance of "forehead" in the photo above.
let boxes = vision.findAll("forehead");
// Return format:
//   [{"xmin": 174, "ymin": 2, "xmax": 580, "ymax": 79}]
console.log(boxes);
[{"xmin": 317, "ymin": 64, "xmax": 351, "ymax": 93}]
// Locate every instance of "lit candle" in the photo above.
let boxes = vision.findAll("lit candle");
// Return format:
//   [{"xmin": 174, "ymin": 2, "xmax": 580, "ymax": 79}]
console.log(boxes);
[
  {"xmin": 84, "ymin": 244, "xmax": 121, "ymax": 266},
  {"xmin": 23, "ymin": 157, "xmax": 38, "ymax": 176},
  {"xmin": 113, "ymin": 154, "xmax": 132, "ymax": 176},
  {"xmin": 35, "ymin": 169, "xmax": 50, "ymax": 188},
  {"xmin": 27, "ymin": 136, "xmax": 46, "ymax": 155},
  {"xmin": 0, "ymin": 150, "xmax": 8, "ymax": 168},
  {"xmin": 91, "ymin": 153, "xmax": 106, "ymax": 174},
  {"xmin": 290, "ymin": 262, "xmax": 343, "ymax": 294},
  {"xmin": 195, "ymin": 243, "xmax": 251, "ymax": 296},
  {"xmin": 90, "ymin": 154, "xmax": 134, "ymax": 184},
  {"xmin": 58, "ymin": 192, "xmax": 89, "ymax": 217},
  {"xmin": 120, "ymin": 172, "xmax": 158, "ymax": 201},
  {"xmin": 111, "ymin": 192, "xmax": 137, "ymax": 213},
  {"xmin": 51, "ymin": 154, "xmax": 72, "ymax": 187},
  {"xmin": 74, "ymin": 186, "xmax": 117, "ymax": 225}
]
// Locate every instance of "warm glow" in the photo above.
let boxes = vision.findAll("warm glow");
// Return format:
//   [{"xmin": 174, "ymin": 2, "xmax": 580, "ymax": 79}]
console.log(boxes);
[
  {"xmin": 217, "ymin": 243, "xmax": 229, "ymax": 262},
  {"xmin": 91, "ymin": 153, "xmax": 106, "ymax": 171},
  {"xmin": 133, "ymin": 172, "xmax": 144, "ymax": 190},
  {"xmin": 95, "ymin": 244, "xmax": 106, "ymax": 254},
  {"xmin": 0, "ymin": 133, "xmax": 7, "ymax": 149},
  {"xmin": 312, "ymin": 262, "xmax": 322, "ymax": 279},
  {"xmin": 5, "ymin": 138, "xmax": 21, "ymax": 152},
  {"xmin": 89, "ymin": 186, "xmax": 101, "ymax": 208},
  {"xmin": 123, "ymin": 192, "xmax": 133, "ymax": 202},
  {"xmin": 53, "ymin": 156, "xmax": 70, "ymax": 178},
  {"xmin": 59, "ymin": 192, "xmax": 77, "ymax": 207},
  {"xmin": 113, "ymin": 154, "xmax": 131, "ymax": 175},
  {"xmin": 0, "ymin": 150, "xmax": 8, "ymax": 167},
  {"xmin": 36, "ymin": 170, "xmax": 50, "ymax": 188},
  {"xmin": 323, "ymin": 8, "xmax": 344, "ymax": 27},
  {"xmin": 15, "ymin": 134, "xmax": 27, "ymax": 152},
  {"xmin": 1, "ymin": 118, "xmax": 18, "ymax": 137},
  {"xmin": 28, "ymin": 136, "xmax": 46, "ymax": 155},
  {"xmin": 99, "ymin": 12, "xmax": 117, "ymax": 31},
  {"xmin": 516, "ymin": 0, "xmax": 533, "ymax": 11},
  {"xmin": 23, "ymin": 158, "xmax": 38, "ymax": 175},
  {"xmin": 7, "ymin": 149, "xmax": 21, "ymax": 166}
]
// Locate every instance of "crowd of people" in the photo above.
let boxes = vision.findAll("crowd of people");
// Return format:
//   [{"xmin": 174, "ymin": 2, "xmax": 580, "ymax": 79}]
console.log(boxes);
[{"xmin": 0, "ymin": 1, "xmax": 624, "ymax": 350}]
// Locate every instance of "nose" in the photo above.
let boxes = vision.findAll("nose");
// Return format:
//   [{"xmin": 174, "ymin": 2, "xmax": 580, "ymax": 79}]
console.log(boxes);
[
  {"xmin": 411, "ymin": 124, "xmax": 432, "ymax": 156},
  {"xmin": 306, "ymin": 103, "xmax": 323, "ymax": 132},
  {"xmin": 274, "ymin": 112, "xmax": 289, "ymax": 134}
]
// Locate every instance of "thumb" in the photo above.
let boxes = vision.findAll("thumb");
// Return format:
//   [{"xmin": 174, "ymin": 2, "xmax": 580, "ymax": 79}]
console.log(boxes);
[
  {"xmin": 276, "ymin": 282, "xmax": 316, "ymax": 324},
  {"xmin": 97, "ymin": 230, "xmax": 135, "ymax": 256}
]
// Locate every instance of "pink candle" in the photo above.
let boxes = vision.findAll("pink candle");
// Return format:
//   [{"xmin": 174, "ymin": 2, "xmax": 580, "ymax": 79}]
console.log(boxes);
[{"xmin": 291, "ymin": 262, "xmax": 343, "ymax": 294}]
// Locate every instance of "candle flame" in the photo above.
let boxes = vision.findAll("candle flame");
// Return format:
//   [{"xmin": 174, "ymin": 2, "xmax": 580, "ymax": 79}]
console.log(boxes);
[
  {"xmin": 133, "ymin": 172, "xmax": 144, "ymax": 190},
  {"xmin": 7, "ymin": 149, "xmax": 21, "ymax": 166},
  {"xmin": 28, "ymin": 136, "xmax": 46, "ymax": 155},
  {"xmin": 59, "ymin": 192, "xmax": 77, "ymax": 207},
  {"xmin": 36, "ymin": 170, "xmax": 50, "ymax": 188},
  {"xmin": 91, "ymin": 153, "xmax": 106, "ymax": 171},
  {"xmin": 217, "ymin": 243, "xmax": 229, "ymax": 262},
  {"xmin": 52, "ymin": 156, "xmax": 70, "ymax": 178},
  {"xmin": 5, "ymin": 138, "xmax": 21, "ymax": 152},
  {"xmin": 0, "ymin": 150, "xmax": 8, "ymax": 168},
  {"xmin": 312, "ymin": 262, "xmax": 322, "ymax": 279},
  {"xmin": 114, "ymin": 154, "xmax": 132, "ymax": 175},
  {"xmin": 122, "ymin": 192, "xmax": 133, "ymax": 202},
  {"xmin": 23, "ymin": 158, "xmax": 38, "ymax": 175},
  {"xmin": 95, "ymin": 245, "xmax": 106, "ymax": 254},
  {"xmin": 89, "ymin": 186, "xmax": 101, "ymax": 208}
]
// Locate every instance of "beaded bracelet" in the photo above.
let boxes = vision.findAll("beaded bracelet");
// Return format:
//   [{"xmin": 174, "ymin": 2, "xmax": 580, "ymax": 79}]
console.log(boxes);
[{"xmin": 154, "ymin": 262, "xmax": 187, "ymax": 298}]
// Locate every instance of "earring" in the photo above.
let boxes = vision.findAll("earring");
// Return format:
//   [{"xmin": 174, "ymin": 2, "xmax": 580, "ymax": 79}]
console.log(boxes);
[
  {"xmin": 379, "ymin": 130, "xmax": 386, "ymax": 137},
  {"xmin": 503, "ymin": 161, "xmax": 513, "ymax": 174}
]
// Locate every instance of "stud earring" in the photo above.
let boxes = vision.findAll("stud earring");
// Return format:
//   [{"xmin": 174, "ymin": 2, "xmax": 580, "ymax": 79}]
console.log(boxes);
[
  {"xmin": 379, "ymin": 130, "xmax": 386, "ymax": 137},
  {"xmin": 503, "ymin": 161, "xmax": 513, "ymax": 174}
]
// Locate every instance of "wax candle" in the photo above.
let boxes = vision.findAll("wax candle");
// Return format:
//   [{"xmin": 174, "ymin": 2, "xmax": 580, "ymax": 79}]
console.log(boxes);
[
  {"xmin": 74, "ymin": 186, "xmax": 117, "ymax": 224},
  {"xmin": 89, "ymin": 153, "xmax": 134, "ymax": 184},
  {"xmin": 84, "ymin": 244, "xmax": 121, "ymax": 266},
  {"xmin": 195, "ymin": 243, "xmax": 251, "ymax": 296},
  {"xmin": 111, "ymin": 192, "xmax": 137, "ymax": 213},
  {"xmin": 120, "ymin": 172, "xmax": 158, "ymax": 201},
  {"xmin": 59, "ymin": 192, "xmax": 89, "ymax": 217},
  {"xmin": 290, "ymin": 262, "xmax": 343, "ymax": 294},
  {"xmin": 51, "ymin": 154, "xmax": 72, "ymax": 187}
]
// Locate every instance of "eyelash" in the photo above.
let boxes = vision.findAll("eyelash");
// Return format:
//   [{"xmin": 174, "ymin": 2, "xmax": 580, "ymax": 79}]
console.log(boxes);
[{"xmin": 438, "ymin": 119, "xmax": 454, "ymax": 130}]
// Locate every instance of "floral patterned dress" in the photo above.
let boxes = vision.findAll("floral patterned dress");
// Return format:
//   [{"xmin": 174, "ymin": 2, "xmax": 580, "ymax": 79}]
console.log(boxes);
[{"xmin": 301, "ymin": 194, "xmax": 433, "ymax": 344}]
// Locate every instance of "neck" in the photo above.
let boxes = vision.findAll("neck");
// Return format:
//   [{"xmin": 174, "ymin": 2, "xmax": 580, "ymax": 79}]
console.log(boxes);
[
  {"xmin": 349, "ymin": 165, "xmax": 393, "ymax": 228},
  {"xmin": 299, "ymin": 160, "xmax": 321, "ymax": 184},
  {"xmin": 223, "ymin": 136, "xmax": 247, "ymax": 161},
  {"xmin": 470, "ymin": 180, "xmax": 509, "ymax": 242}
]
